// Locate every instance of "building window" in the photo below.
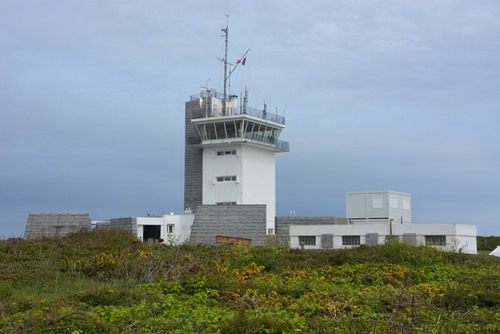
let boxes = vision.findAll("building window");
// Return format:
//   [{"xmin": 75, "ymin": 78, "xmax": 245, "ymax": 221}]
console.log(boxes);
[
  {"xmin": 299, "ymin": 236, "xmax": 316, "ymax": 246},
  {"xmin": 217, "ymin": 149, "xmax": 237, "ymax": 156},
  {"xmin": 216, "ymin": 175, "xmax": 237, "ymax": 182},
  {"xmin": 342, "ymin": 235, "xmax": 361, "ymax": 246},
  {"xmin": 267, "ymin": 228, "xmax": 274, "ymax": 235},
  {"xmin": 167, "ymin": 224, "xmax": 174, "ymax": 234},
  {"xmin": 216, "ymin": 202, "xmax": 237, "ymax": 205},
  {"xmin": 425, "ymin": 235, "xmax": 446, "ymax": 246}
]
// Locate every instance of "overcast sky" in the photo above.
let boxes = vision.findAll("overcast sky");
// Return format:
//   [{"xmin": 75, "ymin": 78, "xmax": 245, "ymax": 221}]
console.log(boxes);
[{"xmin": 1, "ymin": 0, "xmax": 499, "ymax": 238}]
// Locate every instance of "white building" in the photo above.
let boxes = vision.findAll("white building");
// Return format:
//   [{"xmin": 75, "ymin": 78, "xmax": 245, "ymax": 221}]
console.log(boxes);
[
  {"xmin": 290, "ymin": 223, "xmax": 477, "ymax": 254},
  {"xmin": 195, "ymin": 116, "xmax": 286, "ymax": 233},
  {"xmin": 185, "ymin": 89, "xmax": 288, "ymax": 235},
  {"xmin": 184, "ymin": 25, "xmax": 288, "ymax": 237},
  {"xmin": 135, "ymin": 214, "xmax": 195, "ymax": 244},
  {"xmin": 288, "ymin": 190, "xmax": 477, "ymax": 254},
  {"xmin": 96, "ymin": 213, "xmax": 195, "ymax": 245}
]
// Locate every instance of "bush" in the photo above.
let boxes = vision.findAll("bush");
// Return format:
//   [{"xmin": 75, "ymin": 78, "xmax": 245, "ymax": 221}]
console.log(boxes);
[{"xmin": 0, "ymin": 230, "xmax": 499, "ymax": 333}]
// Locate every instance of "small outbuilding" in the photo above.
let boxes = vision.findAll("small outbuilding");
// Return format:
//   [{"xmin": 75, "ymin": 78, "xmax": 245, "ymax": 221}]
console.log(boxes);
[
  {"xmin": 94, "ymin": 212, "xmax": 195, "ymax": 245},
  {"xmin": 24, "ymin": 212, "xmax": 91, "ymax": 239},
  {"xmin": 489, "ymin": 246, "xmax": 500, "ymax": 257}
]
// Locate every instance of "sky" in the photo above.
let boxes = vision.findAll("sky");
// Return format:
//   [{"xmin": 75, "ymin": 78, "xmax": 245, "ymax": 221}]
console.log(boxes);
[{"xmin": 1, "ymin": 0, "xmax": 499, "ymax": 238}]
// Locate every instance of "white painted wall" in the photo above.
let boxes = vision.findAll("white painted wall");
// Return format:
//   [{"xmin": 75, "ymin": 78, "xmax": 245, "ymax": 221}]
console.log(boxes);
[
  {"xmin": 241, "ymin": 145, "xmax": 276, "ymax": 232},
  {"xmin": 203, "ymin": 145, "xmax": 243, "ymax": 204},
  {"xmin": 135, "ymin": 214, "xmax": 194, "ymax": 244},
  {"xmin": 202, "ymin": 143, "xmax": 276, "ymax": 232},
  {"xmin": 289, "ymin": 223, "xmax": 477, "ymax": 253}
]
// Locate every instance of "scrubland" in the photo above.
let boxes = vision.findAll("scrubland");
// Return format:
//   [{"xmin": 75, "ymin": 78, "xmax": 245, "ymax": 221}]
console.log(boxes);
[{"xmin": 0, "ymin": 230, "xmax": 498, "ymax": 333}]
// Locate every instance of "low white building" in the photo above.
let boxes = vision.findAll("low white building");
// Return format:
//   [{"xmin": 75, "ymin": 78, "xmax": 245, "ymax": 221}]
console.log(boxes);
[
  {"xmin": 288, "ymin": 191, "xmax": 477, "ymax": 254},
  {"xmin": 135, "ymin": 213, "xmax": 195, "ymax": 245},
  {"xmin": 96, "ymin": 213, "xmax": 195, "ymax": 245},
  {"xmin": 290, "ymin": 223, "xmax": 477, "ymax": 254}
]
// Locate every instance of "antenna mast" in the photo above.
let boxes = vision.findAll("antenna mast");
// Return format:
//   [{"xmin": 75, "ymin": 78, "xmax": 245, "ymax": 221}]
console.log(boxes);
[{"xmin": 221, "ymin": 16, "xmax": 229, "ymax": 116}]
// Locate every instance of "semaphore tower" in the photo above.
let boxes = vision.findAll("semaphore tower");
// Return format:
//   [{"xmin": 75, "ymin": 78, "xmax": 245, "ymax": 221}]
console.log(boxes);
[{"xmin": 184, "ymin": 20, "xmax": 288, "ymax": 234}]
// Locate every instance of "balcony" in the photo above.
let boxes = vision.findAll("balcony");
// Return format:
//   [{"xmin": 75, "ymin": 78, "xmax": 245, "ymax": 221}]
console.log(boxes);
[{"xmin": 187, "ymin": 136, "xmax": 289, "ymax": 152}]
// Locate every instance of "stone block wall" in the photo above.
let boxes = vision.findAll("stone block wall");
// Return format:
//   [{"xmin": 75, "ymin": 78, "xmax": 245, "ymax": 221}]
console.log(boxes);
[
  {"xmin": 108, "ymin": 218, "xmax": 138, "ymax": 235},
  {"xmin": 190, "ymin": 205, "xmax": 267, "ymax": 245},
  {"xmin": 184, "ymin": 99, "xmax": 206, "ymax": 213},
  {"xmin": 24, "ymin": 213, "xmax": 91, "ymax": 239}
]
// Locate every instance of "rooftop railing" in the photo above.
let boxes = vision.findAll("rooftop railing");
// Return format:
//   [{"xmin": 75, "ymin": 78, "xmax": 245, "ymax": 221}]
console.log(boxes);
[
  {"xmin": 239, "ymin": 106, "xmax": 286, "ymax": 125},
  {"xmin": 191, "ymin": 90, "xmax": 226, "ymax": 101},
  {"xmin": 276, "ymin": 140, "xmax": 290, "ymax": 152},
  {"xmin": 191, "ymin": 91, "xmax": 285, "ymax": 125}
]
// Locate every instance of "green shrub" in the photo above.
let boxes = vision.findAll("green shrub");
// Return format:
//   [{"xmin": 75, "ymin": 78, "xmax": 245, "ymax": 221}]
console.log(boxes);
[{"xmin": 1, "ymin": 230, "xmax": 499, "ymax": 333}]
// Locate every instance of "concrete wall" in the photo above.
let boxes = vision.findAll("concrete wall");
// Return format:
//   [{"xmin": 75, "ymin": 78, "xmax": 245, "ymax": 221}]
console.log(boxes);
[
  {"xmin": 241, "ymin": 145, "xmax": 276, "ymax": 231},
  {"xmin": 190, "ymin": 205, "xmax": 266, "ymax": 245},
  {"xmin": 24, "ymin": 213, "xmax": 91, "ymax": 239},
  {"xmin": 203, "ymin": 144, "xmax": 243, "ymax": 205},
  {"xmin": 201, "ymin": 139, "xmax": 277, "ymax": 233},
  {"xmin": 275, "ymin": 216, "xmax": 348, "ymax": 247}
]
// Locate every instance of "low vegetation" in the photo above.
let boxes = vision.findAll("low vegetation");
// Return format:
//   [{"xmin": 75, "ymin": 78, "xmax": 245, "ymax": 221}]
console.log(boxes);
[
  {"xmin": 477, "ymin": 235, "xmax": 500, "ymax": 251},
  {"xmin": 0, "ymin": 230, "xmax": 499, "ymax": 333}
]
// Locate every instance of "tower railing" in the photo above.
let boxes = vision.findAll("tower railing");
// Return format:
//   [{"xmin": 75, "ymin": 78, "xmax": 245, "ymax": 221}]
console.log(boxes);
[
  {"xmin": 191, "ymin": 90, "xmax": 226, "ymax": 100},
  {"xmin": 187, "ymin": 136, "xmax": 289, "ymax": 152},
  {"xmin": 191, "ymin": 92, "xmax": 285, "ymax": 125},
  {"xmin": 275, "ymin": 140, "xmax": 290, "ymax": 152}
]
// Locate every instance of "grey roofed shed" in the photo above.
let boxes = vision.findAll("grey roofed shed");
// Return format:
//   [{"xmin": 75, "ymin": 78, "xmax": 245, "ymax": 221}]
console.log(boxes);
[{"xmin": 24, "ymin": 212, "xmax": 91, "ymax": 239}]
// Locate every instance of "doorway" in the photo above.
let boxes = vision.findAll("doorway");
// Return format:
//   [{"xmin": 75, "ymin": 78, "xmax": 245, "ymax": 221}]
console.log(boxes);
[{"xmin": 143, "ymin": 225, "xmax": 161, "ymax": 242}]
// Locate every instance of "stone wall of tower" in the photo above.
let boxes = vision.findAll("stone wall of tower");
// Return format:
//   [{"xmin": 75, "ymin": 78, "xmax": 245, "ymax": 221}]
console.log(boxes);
[
  {"xmin": 184, "ymin": 99, "xmax": 206, "ymax": 212},
  {"xmin": 190, "ymin": 205, "xmax": 267, "ymax": 245}
]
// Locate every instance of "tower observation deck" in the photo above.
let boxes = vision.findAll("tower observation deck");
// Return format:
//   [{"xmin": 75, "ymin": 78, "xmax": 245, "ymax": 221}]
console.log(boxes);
[{"xmin": 188, "ymin": 88, "xmax": 289, "ymax": 152}]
